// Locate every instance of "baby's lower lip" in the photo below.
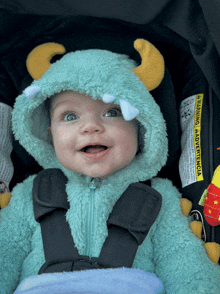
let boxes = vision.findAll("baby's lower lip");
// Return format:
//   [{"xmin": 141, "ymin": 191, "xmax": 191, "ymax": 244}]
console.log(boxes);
[{"xmin": 80, "ymin": 147, "xmax": 110, "ymax": 160}]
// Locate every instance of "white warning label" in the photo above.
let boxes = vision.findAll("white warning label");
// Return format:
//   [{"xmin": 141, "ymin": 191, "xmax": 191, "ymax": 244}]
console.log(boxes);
[{"xmin": 179, "ymin": 94, "xmax": 204, "ymax": 188}]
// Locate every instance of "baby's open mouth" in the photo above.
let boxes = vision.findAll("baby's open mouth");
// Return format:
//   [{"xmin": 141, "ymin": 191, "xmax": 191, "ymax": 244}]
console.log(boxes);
[{"xmin": 80, "ymin": 145, "xmax": 108, "ymax": 154}]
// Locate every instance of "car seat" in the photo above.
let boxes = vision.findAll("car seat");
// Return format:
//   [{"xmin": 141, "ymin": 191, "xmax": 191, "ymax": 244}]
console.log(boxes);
[{"xmin": 0, "ymin": 0, "xmax": 220, "ymax": 264}]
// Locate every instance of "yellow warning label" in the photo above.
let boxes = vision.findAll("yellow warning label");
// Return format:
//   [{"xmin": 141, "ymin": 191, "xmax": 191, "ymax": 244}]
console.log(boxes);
[{"xmin": 194, "ymin": 94, "xmax": 204, "ymax": 182}]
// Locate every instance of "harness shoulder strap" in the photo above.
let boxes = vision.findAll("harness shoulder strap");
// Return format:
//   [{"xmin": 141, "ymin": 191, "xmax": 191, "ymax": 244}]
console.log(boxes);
[
  {"xmin": 33, "ymin": 169, "xmax": 83, "ymax": 273},
  {"xmin": 99, "ymin": 182, "xmax": 162, "ymax": 268}
]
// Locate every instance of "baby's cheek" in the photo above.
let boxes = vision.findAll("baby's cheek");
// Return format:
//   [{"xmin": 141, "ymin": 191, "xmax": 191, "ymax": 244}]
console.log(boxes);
[{"xmin": 125, "ymin": 123, "xmax": 138, "ymax": 150}]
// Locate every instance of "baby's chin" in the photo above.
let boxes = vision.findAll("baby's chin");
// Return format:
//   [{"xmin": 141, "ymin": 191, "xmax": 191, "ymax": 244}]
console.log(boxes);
[{"xmin": 64, "ymin": 160, "xmax": 135, "ymax": 180}]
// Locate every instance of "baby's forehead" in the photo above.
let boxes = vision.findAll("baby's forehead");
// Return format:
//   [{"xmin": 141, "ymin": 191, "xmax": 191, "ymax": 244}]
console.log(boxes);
[
  {"xmin": 50, "ymin": 90, "xmax": 115, "ymax": 112},
  {"xmin": 50, "ymin": 91, "xmax": 83, "ymax": 113},
  {"xmin": 50, "ymin": 90, "xmax": 77, "ymax": 105}
]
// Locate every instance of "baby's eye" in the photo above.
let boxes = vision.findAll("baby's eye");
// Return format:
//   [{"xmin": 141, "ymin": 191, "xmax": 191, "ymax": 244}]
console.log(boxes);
[
  {"xmin": 104, "ymin": 108, "xmax": 122, "ymax": 118},
  {"xmin": 63, "ymin": 112, "xmax": 78, "ymax": 121}
]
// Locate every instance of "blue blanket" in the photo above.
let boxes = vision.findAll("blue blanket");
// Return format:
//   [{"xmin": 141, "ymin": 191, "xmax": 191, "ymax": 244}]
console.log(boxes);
[{"xmin": 14, "ymin": 268, "xmax": 163, "ymax": 294}]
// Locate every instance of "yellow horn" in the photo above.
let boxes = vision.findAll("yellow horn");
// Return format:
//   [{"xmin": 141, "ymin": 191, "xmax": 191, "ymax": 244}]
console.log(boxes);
[
  {"xmin": 26, "ymin": 43, "xmax": 66, "ymax": 80},
  {"xmin": 131, "ymin": 39, "xmax": 165, "ymax": 91}
]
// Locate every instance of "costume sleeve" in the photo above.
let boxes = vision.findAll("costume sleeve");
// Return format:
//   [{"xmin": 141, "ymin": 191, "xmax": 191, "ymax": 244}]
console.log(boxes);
[
  {"xmin": 151, "ymin": 178, "xmax": 220, "ymax": 294},
  {"xmin": 0, "ymin": 176, "xmax": 35, "ymax": 294}
]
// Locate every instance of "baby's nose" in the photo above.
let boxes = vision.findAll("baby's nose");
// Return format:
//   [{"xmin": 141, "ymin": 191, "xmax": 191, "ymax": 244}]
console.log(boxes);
[{"xmin": 80, "ymin": 116, "xmax": 105, "ymax": 134}]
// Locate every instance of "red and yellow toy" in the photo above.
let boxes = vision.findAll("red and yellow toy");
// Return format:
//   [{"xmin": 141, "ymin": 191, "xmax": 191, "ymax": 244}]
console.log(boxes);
[{"xmin": 199, "ymin": 165, "xmax": 220, "ymax": 226}]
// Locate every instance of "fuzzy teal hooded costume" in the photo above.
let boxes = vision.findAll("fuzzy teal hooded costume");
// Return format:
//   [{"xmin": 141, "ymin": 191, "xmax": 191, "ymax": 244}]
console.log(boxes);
[{"xmin": 0, "ymin": 39, "xmax": 220, "ymax": 294}]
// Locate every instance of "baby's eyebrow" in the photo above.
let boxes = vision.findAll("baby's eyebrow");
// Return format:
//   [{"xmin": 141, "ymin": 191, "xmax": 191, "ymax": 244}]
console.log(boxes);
[{"xmin": 51, "ymin": 100, "xmax": 71, "ymax": 112}]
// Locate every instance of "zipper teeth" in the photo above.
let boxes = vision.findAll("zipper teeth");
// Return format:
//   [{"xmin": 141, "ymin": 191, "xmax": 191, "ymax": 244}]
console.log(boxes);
[{"xmin": 86, "ymin": 185, "xmax": 95, "ymax": 257}]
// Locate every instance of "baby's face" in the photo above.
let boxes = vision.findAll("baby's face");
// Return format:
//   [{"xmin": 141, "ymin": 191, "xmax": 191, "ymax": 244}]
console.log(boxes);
[{"xmin": 49, "ymin": 91, "xmax": 138, "ymax": 179}]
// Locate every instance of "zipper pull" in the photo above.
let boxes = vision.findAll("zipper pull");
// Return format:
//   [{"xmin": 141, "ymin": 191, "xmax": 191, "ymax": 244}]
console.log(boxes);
[{"xmin": 89, "ymin": 178, "xmax": 98, "ymax": 190}]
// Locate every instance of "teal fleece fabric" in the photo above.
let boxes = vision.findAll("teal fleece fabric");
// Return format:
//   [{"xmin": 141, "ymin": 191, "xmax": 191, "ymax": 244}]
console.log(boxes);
[{"xmin": 0, "ymin": 47, "xmax": 219, "ymax": 293}]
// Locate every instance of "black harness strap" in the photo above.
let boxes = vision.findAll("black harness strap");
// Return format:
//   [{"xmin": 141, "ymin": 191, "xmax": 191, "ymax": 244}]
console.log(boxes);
[
  {"xmin": 33, "ymin": 169, "xmax": 162, "ymax": 274},
  {"xmin": 33, "ymin": 168, "xmax": 83, "ymax": 273},
  {"xmin": 98, "ymin": 182, "xmax": 162, "ymax": 268}
]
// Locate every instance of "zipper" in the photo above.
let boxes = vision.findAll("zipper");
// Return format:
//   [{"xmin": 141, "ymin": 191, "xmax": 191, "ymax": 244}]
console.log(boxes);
[{"xmin": 85, "ymin": 178, "xmax": 97, "ymax": 258}]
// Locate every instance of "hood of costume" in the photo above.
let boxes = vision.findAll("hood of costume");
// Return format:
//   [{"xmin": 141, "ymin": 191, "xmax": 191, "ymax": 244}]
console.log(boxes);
[
  {"xmin": 12, "ymin": 40, "xmax": 167, "ymax": 256},
  {"xmin": 12, "ymin": 40, "xmax": 167, "ymax": 182}
]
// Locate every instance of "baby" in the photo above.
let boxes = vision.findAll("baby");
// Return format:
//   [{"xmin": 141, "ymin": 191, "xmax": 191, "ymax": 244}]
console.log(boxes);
[
  {"xmin": 48, "ymin": 90, "xmax": 139, "ymax": 180},
  {"xmin": 0, "ymin": 40, "xmax": 220, "ymax": 294}
]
